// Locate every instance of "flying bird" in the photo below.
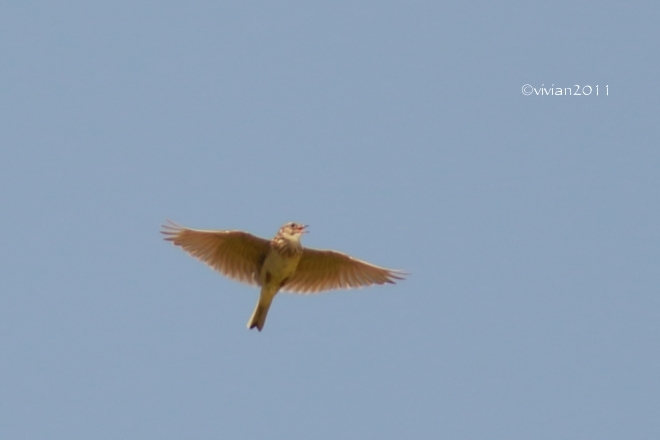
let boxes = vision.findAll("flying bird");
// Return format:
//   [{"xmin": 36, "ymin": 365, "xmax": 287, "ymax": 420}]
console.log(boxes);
[{"xmin": 161, "ymin": 221, "xmax": 406, "ymax": 331}]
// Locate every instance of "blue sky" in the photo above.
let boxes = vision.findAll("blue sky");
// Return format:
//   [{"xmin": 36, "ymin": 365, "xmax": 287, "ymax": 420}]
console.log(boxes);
[{"xmin": 2, "ymin": 2, "xmax": 659, "ymax": 439}]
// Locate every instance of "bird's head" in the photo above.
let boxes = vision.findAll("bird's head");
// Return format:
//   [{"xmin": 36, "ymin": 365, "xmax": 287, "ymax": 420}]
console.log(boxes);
[{"xmin": 278, "ymin": 222, "xmax": 308, "ymax": 242}]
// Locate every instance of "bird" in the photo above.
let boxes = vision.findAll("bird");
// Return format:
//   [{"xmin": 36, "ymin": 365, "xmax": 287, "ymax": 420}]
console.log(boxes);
[{"xmin": 161, "ymin": 220, "xmax": 406, "ymax": 331}]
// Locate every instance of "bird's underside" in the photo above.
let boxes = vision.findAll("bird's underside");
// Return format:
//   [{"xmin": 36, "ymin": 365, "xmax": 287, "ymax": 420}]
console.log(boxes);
[{"xmin": 161, "ymin": 220, "xmax": 406, "ymax": 330}]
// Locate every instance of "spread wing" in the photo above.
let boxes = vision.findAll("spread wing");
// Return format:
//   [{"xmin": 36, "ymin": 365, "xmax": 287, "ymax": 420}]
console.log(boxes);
[
  {"xmin": 161, "ymin": 220, "xmax": 270, "ymax": 286},
  {"xmin": 284, "ymin": 247, "xmax": 406, "ymax": 294}
]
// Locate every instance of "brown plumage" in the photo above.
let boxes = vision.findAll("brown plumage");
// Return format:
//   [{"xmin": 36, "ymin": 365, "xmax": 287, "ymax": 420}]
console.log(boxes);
[{"xmin": 161, "ymin": 220, "xmax": 406, "ymax": 331}]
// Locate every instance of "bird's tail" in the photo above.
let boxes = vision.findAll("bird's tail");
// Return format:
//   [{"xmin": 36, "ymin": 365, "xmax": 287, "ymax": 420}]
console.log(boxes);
[{"xmin": 247, "ymin": 295, "xmax": 274, "ymax": 331}]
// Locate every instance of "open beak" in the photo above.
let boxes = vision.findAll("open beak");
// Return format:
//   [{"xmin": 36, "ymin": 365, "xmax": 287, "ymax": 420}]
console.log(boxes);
[{"xmin": 299, "ymin": 224, "xmax": 309, "ymax": 233}]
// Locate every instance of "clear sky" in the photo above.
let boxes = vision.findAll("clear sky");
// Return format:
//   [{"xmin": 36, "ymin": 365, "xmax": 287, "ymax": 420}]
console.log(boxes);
[{"xmin": 2, "ymin": 2, "xmax": 659, "ymax": 439}]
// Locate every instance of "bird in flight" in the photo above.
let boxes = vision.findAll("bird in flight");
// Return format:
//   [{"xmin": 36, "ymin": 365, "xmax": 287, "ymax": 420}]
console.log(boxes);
[{"xmin": 161, "ymin": 221, "xmax": 406, "ymax": 331}]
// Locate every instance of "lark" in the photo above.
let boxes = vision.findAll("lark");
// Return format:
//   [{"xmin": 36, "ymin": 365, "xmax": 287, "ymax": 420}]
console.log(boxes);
[{"xmin": 161, "ymin": 221, "xmax": 405, "ymax": 331}]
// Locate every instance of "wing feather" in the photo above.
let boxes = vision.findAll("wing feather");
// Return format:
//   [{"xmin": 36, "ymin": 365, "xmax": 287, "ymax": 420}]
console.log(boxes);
[
  {"xmin": 161, "ymin": 220, "xmax": 270, "ymax": 286},
  {"xmin": 284, "ymin": 247, "xmax": 406, "ymax": 294}
]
